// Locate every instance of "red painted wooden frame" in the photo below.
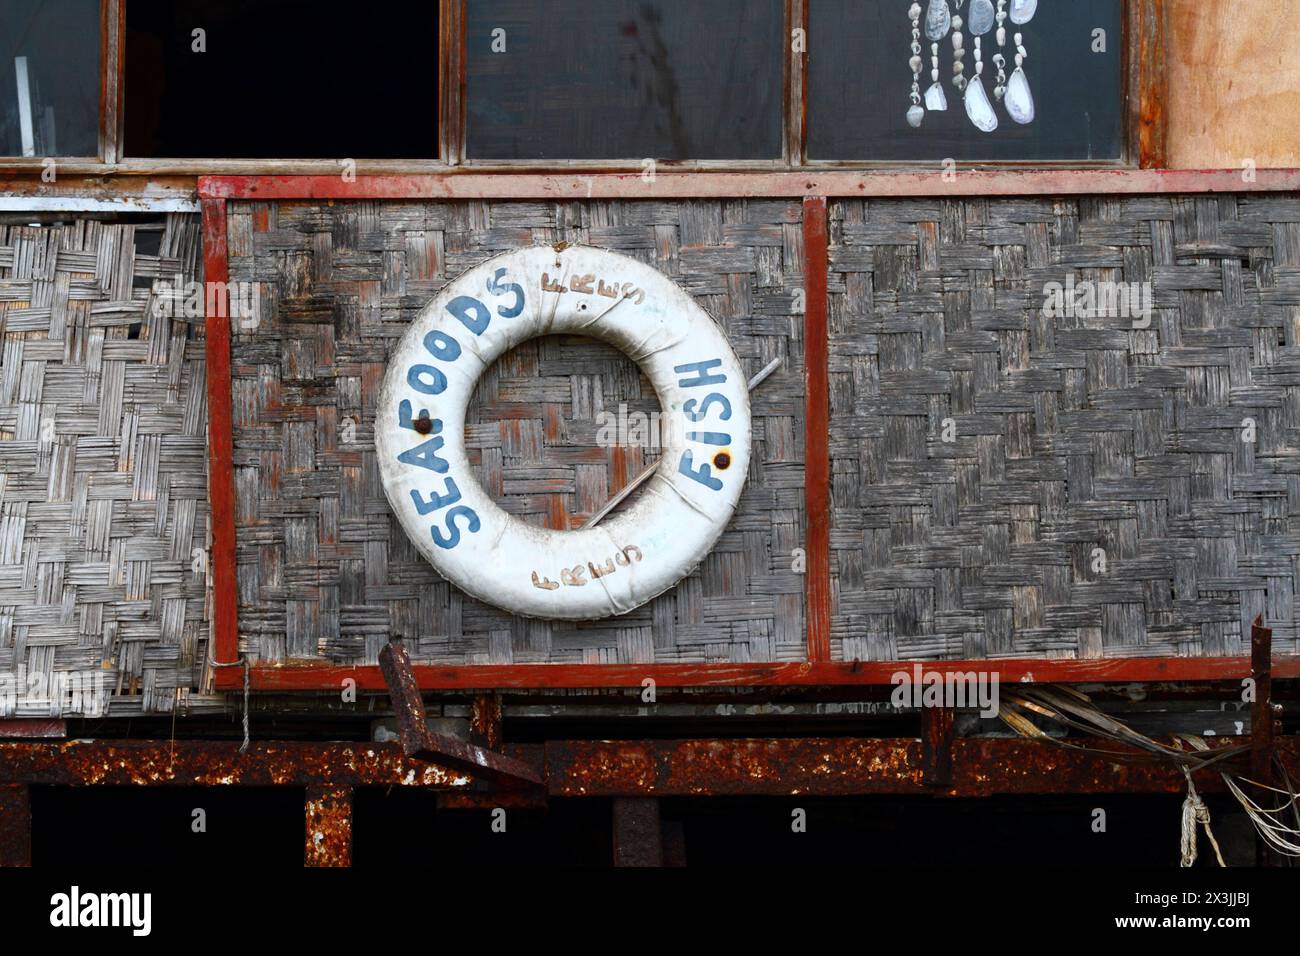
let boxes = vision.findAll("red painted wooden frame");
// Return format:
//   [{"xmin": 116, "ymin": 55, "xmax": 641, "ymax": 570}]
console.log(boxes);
[{"xmin": 201, "ymin": 172, "xmax": 1300, "ymax": 692}]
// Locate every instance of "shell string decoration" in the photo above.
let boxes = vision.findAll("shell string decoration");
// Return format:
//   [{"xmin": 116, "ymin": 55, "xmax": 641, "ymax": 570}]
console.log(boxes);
[
  {"xmin": 1004, "ymin": 30, "xmax": 1035, "ymax": 124},
  {"xmin": 906, "ymin": 3, "xmax": 925, "ymax": 127},
  {"xmin": 907, "ymin": 0, "xmax": 1037, "ymax": 133},
  {"xmin": 992, "ymin": 0, "xmax": 1009, "ymax": 104}
]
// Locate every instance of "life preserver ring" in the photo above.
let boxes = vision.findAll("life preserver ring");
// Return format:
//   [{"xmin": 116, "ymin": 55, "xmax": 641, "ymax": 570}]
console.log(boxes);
[{"xmin": 376, "ymin": 245, "xmax": 751, "ymax": 620}]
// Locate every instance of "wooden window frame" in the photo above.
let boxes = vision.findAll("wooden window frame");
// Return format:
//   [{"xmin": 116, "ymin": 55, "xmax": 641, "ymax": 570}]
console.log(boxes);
[
  {"xmin": 0, "ymin": 0, "xmax": 118, "ymax": 167},
  {"xmin": 1, "ymin": 0, "xmax": 1165, "ymax": 174}
]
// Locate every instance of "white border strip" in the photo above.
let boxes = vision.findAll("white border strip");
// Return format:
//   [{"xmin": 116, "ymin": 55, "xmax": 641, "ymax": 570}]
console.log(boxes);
[{"xmin": 0, "ymin": 196, "xmax": 200, "ymax": 213}]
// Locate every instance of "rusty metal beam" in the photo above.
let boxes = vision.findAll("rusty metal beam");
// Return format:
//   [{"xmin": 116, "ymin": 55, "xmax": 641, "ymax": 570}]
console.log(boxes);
[
  {"xmin": 0, "ymin": 784, "xmax": 31, "ymax": 867},
  {"xmin": 921, "ymin": 708, "xmax": 955, "ymax": 788},
  {"xmin": 378, "ymin": 640, "xmax": 544, "ymax": 790},
  {"xmin": 1250, "ymin": 616, "xmax": 1284, "ymax": 865},
  {"xmin": 469, "ymin": 694, "xmax": 503, "ymax": 751},
  {"xmin": 0, "ymin": 741, "xmax": 471, "ymax": 788},
  {"xmin": 305, "ymin": 785, "xmax": 353, "ymax": 868},
  {"xmin": 540, "ymin": 737, "xmax": 1300, "ymax": 798},
  {"xmin": 1251, "ymin": 616, "xmax": 1277, "ymax": 786},
  {"xmin": 3, "ymin": 736, "xmax": 1297, "ymax": 798}
]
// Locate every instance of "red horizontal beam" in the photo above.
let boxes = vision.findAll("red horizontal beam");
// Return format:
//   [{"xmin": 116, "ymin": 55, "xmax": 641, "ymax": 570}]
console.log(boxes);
[
  {"xmin": 197, "ymin": 169, "xmax": 1300, "ymax": 203},
  {"xmin": 215, "ymin": 655, "xmax": 1300, "ymax": 693}
]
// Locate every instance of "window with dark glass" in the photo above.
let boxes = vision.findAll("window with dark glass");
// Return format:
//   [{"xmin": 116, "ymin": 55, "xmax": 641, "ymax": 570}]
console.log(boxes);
[
  {"xmin": 125, "ymin": 0, "xmax": 438, "ymax": 158},
  {"xmin": 808, "ymin": 0, "xmax": 1124, "ymax": 161},
  {"xmin": 466, "ymin": 0, "xmax": 784, "ymax": 161},
  {"xmin": 1, "ymin": 0, "xmax": 101, "ymax": 157}
]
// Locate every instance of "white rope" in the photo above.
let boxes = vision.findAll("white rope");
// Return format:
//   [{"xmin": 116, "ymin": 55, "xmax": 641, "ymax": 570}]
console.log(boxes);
[
  {"xmin": 1000, "ymin": 688, "xmax": 1300, "ymax": 863},
  {"xmin": 1179, "ymin": 734, "xmax": 1300, "ymax": 858},
  {"xmin": 1180, "ymin": 768, "xmax": 1226, "ymax": 867}
]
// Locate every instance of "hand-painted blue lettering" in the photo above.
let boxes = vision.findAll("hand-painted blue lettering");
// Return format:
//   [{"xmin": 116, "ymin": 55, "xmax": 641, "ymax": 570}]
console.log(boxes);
[
  {"xmin": 447, "ymin": 295, "xmax": 491, "ymax": 335},
  {"xmin": 678, "ymin": 449, "xmax": 723, "ymax": 491},
  {"xmin": 397, "ymin": 435, "xmax": 450, "ymax": 473},
  {"xmin": 410, "ymin": 478, "xmax": 461, "ymax": 515},
  {"xmin": 487, "ymin": 268, "xmax": 525, "ymax": 318},
  {"xmin": 683, "ymin": 393, "xmax": 732, "ymax": 422},
  {"xmin": 685, "ymin": 431, "xmax": 731, "ymax": 446},
  {"xmin": 433, "ymin": 506, "xmax": 481, "ymax": 549},
  {"xmin": 673, "ymin": 358, "xmax": 726, "ymax": 389},
  {"xmin": 423, "ymin": 329, "xmax": 461, "ymax": 362},
  {"xmin": 408, "ymin": 363, "xmax": 447, "ymax": 395},
  {"xmin": 398, "ymin": 400, "xmax": 441, "ymax": 433}
]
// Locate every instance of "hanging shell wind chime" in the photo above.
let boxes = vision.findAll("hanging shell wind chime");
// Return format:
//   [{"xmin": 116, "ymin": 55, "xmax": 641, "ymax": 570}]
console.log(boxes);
[{"xmin": 907, "ymin": 0, "xmax": 1037, "ymax": 132}]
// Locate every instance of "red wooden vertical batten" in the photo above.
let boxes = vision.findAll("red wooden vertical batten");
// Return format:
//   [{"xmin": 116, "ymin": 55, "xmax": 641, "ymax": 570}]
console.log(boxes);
[
  {"xmin": 201, "ymin": 192, "xmax": 240, "ymax": 670},
  {"xmin": 802, "ymin": 196, "xmax": 831, "ymax": 662}
]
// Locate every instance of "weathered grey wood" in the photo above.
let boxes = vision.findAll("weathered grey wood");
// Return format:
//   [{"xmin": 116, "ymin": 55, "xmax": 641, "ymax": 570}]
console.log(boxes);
[
  {"xmin": 828, "ymin": 196, "xmax": 1299, "ymax": 662},
  {"xmin": 0, "ymin": 214, "xmax": 216, "ymax": 715},
  {"xmin": 227, "ymin": 199, "xmax": 808, "ymax": 667}
]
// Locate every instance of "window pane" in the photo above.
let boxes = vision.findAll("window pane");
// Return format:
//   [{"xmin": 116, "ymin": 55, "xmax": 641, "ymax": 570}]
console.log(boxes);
[
  {"xmin": 125, "ymin": 0, "xmax": 437, "ymax": 159},
  {"xmin": 467, "ymin": 0, "xmax": 784, "ymax": 161},
  {"xmin": 0, "ymin": 0, "xmax": 100, "ymax": 157},
  {"xmin": 809, "ymin": 0, "xmax": 1124, "ymax": 161}
]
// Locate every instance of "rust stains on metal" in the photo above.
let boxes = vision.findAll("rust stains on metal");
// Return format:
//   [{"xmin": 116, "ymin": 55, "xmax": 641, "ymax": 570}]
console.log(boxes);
[
  {"xmin": 470, "ymin": 693, "xmax": 503, "ymax": 751},
  {"xmin": 545, "ymin": 738, "xmax": 927, "ymax": 797},
  {"xmin": 2, "ymin": 737, "xmax": 1294, "ymax": 799},
  {"xmin": 1250, "ymin": 616, "xmax": 1277, "ymax": 787},
  {"xmin": 543, "ymin": 737, "xmax": 1295, "ymax": 798},
  {"xmin": 921, "ymin": 707, "xmax": 955, "ymax": 788},
  {"xmin": 946, "ymin": 739, "xmax": 1239, "ymax": 798},
  {"xmin": 304, "ymin": 785, "xmax": 353, "ymax": 868},
  {"xmin": 379, "ymin": 640, "xmax": 544, "ymax": 790},
  {"xmin": 0, "ymin": 741, "xmax": 471, "ymax": 788}
]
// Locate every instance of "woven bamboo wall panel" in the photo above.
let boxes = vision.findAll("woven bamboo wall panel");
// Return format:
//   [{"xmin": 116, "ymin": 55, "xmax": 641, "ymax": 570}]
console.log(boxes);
[
  {"xmin": 0, "ymin": 216, "xmax": 213, "ymax": 715},
  {"xmin": 828, "ymin": 196, "xmax": 1300, "ymax": 662},
  {"xmin": 227, "ymin": 200, "xmax": 807, "ymax": 666}
]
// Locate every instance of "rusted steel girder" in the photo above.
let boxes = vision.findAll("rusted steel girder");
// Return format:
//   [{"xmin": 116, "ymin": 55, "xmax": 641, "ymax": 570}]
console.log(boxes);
[
  {"xmin": 470, "ymin": 694, "xmax": 504, "ymax": 751},
  {"xmin": 1251, "ymin": 617, "xmax": 1280, "ymax": 785},
  {"xmin": 379, "ymin": 640, "xmax": 543, "ymax": 790},
  {"xmin": 539, "ymin": 737, "xmax": 1300, "ymax": 798},
  {"xmin": 920, "ymin": 708, "xmax": 955, "ymax": 788},
  {"xmin": 305, "ymin": 785, "xmax": 352, "ymax": 868},
  {"xmin": 1250, "ymin": 616, "xmax": 1286, "ymax": 865},
  {"xmin": 2, "ymin": 737, "xmax": 1296, "ymax": 797},
  {"xmin": 0, "ymin": 741, "xmax": 471, "ymax": 787}
]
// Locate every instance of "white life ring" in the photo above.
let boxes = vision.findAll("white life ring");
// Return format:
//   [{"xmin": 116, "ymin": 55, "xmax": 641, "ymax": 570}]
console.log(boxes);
[{"xmin": 376, "ymin": 245, "xmax": 751, "ymax": 620}]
